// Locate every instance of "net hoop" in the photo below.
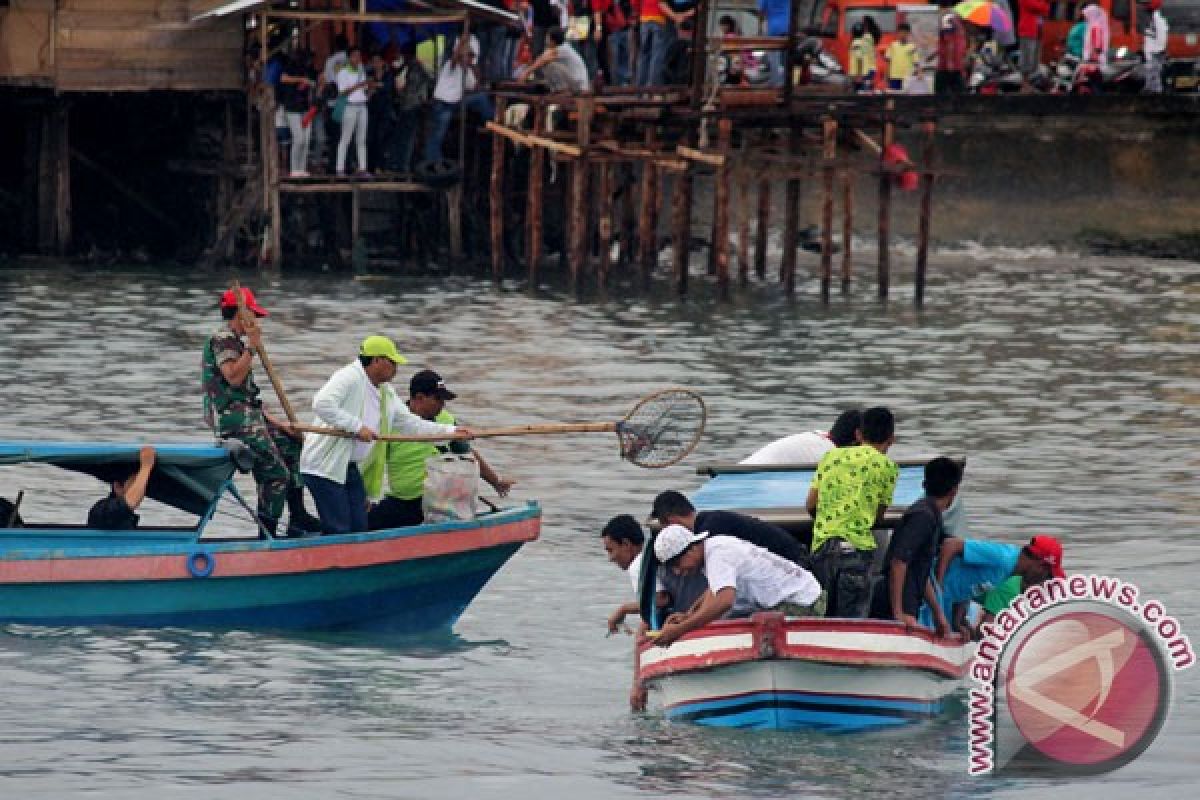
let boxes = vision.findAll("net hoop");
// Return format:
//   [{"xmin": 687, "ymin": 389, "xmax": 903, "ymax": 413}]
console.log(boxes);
[{"xmin": 616, "ymin": 388, "xmax": 707, "ymax": 469}]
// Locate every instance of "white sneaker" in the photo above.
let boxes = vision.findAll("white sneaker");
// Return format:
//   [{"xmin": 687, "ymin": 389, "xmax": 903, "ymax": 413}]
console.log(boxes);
[{"xmin": 289, "ymin": 170, "xmax": 310, "ymax": 178}]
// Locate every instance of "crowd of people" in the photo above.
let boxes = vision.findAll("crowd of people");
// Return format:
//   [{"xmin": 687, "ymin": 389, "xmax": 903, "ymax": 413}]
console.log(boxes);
[{"xmin": 598, "ymin": 406, "xmax": 1068, "ymax": 709}]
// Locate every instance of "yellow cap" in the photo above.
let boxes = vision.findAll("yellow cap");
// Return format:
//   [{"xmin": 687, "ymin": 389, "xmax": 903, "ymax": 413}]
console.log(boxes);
[{"xmin": 359, "ymin": 335, "xmax": 408, "ymax": 364}]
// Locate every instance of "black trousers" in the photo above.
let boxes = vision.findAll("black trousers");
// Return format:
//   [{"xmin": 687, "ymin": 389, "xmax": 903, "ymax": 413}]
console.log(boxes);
[
  {"xmin": 810, "ymin": 539, "xmax": 874, "ymax": 618},
  {"xmin": 367, "ymin": 496, "xmax": 424, "ymax": 531}
]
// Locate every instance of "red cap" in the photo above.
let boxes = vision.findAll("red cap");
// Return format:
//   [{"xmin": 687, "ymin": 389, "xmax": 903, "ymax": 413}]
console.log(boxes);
[
  {"xmin": 219, "ymin": 287, "xmax": 268, "ymax": 317},
  {"xmin": 1027, "ymin": 535, "xmax": 1065, "ymax": 579}
]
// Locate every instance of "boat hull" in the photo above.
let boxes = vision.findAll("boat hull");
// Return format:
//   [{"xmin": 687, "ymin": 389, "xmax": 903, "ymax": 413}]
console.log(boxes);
[
  {"xmin": 0, "ymin": 506, "xmax": 540, "ymax": 632},
  {"xmin": 637, "ymin": 615, "xmax": 973, "ymax": 732}
]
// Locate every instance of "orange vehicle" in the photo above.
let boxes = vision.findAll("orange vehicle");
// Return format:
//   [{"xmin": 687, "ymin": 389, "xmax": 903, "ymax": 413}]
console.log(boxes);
[
  {"xmin": 1038, "ymin": 0, "xmax": 1200, "ymax": 62},
  {"xmin": 795, "ymin": 0, "xmax": 940, "ymax": 76}
]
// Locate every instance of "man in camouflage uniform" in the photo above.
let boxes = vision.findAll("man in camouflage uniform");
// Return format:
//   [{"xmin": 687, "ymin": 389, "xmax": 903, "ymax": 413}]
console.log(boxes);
[{"xmin": 201, "ymin": 287, "xmax": 320, "ymax": 536}]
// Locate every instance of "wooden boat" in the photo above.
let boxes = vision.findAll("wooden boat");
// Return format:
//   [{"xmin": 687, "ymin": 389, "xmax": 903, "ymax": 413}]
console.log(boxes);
[
  {"xmin": 633, "ymin": 456, "xmax": 972, "ymax": 730},
  {"xmin": 635, "ymin": 613, "xmax": 973, "ymax": 731},
  {"xmin": 0, "ymin": 441, "xmax": 539, "ymax": 631}
]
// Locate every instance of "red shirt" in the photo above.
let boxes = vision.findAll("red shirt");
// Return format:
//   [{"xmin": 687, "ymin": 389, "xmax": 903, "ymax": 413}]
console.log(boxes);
[
  {"xmin": 593, "ymin": 0, "xmax": 630, "ymax": 31},
  {"xmin": 937, "ymin": 19, "xmax": 967, "ymax": 72},
  {"xmin": 1017, "ymin": 0, "xmax": 1051, "ymax": 40},
  {"xmin": 635, "ymin": 0, "xmax": 665, "ymax": 23}
]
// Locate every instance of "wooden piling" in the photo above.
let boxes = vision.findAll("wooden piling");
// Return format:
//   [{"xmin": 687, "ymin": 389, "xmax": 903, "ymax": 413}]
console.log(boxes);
[
  {"xmin": 780, "ymin": 129, "xmax": 801, "ymax": 296},
  {"xmin": 597, "ymin": 159, "xmax": 614, "ymax": 288},
  {"xmin": 820, "ymin": 115, "xmax": 837, "ymax": 303},
  {"xmin": 672, "ymin": 165, "xmax": 694, "ymax": 296},
  {"xmin": 638, "ymin": 127, "xmax": 659, "ymax": 286},
  {"xmin": 489, "ymin": 98, "xmax": 508, "ymax": 281},
  {"xmin": 447, "ymin": 184, "xmax": 463, "ymax": 259},
  {"xmin": 841, "ymin": 169, "xmax": 853, "ymax": 293},
  {"xmin": 713, "ymin": 119, "xmax": 733, "ymax": 297},
  {"xmin": 526, "ymin": 105, "xmax": 545, "ymax": 285},
  {"xmin": 754, "ymin": 175, "xmax": 769, "ymax": 280},
  {"xmin": 736, "ymin": 166, "xmax": 750, "ymax": 286},
  {"xmin": 878, "ymin": 99, "xmax": 895, "ymax": 300},
  {"xmin": 567, "ymin": 98, "xmax": 594, "ymax": 291},
  {"xmin": 620, "ymin": 164, "xmax": 637, "ymax": 268},
  {"xmin": 915, "ymin": 118, "xmax": 937, "ymax": 307}
]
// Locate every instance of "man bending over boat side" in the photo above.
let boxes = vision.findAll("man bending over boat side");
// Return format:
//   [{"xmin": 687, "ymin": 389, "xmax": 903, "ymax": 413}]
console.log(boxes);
[
  {"xmin": 650, "ymin": 525, "xmax": 825, "ymax": 648},
  {"xmin": 88, "ymin": 445, "xmax": 156, "ymax": 530},
  {"xmin": 739, "ymin": 408, "xmax": 862, "ymax": 466},
  {"xmin": 931, "ymin": 534, "xmax": 1065, "ymax": 638},
  {"xmin": 650, "ymin": 490, "xmax": 809, "ymax": 616},
  {"xmin": 202, "ymin": 288, "xmax": 321, "ymax": 538},
  {"xmin": 601, "ymin": 514, "xmax": 654, "ymax": 634},
  {"xmin": 300, "ymin": 337, "xmax": 472, "ymax": 535},
  {"xmin": 806, "ymin": 406, "xmax": 898, "ymax": 618},
  {"xmin": 868, "ymin": 457, "xmax": 960, "ymax": 636},
  {"xmin": 368, "ymin": 370, "xmax": 512, "ymax": 530}
]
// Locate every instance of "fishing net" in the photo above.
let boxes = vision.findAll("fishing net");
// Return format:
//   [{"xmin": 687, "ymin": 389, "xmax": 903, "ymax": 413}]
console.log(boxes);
[{"xmin": 615, "ymin": 389, "xmax": 707, "ymax": 469}]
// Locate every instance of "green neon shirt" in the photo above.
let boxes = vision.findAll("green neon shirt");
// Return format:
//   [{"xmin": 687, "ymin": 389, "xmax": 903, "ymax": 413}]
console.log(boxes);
[{"xmin": 811, "ymin": 445, "xmax": 899, "ymax": 553}]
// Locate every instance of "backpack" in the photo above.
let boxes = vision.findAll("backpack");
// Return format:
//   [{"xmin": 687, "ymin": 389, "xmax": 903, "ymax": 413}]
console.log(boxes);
[{"xmin": 394, "ymin": 62, "xmax": 434, "ymax": 111}]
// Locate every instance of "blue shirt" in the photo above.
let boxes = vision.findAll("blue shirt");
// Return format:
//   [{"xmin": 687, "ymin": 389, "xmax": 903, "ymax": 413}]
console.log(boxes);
[
  {"xmin": 758, "ymin": 0, "xmax": 792, "ymax": 37},
  {"xmin": 923, "ymin": 540, "xmax": 1019, "ymax": 625}
]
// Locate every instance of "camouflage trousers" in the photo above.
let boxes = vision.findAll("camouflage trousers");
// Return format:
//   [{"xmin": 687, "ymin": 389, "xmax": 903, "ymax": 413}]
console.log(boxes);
[{"xmin": 221, "ymin": 412, "xmax": 303, "ymax": 523}]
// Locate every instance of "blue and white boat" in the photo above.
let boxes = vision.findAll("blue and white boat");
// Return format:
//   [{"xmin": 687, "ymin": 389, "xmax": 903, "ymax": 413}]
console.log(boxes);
[
  {"xmin": 0, "ymin": 441, "xmax": 539, "ymax": 631},
  {"xmin": 635, "ymin": 457, "xmax": 972, "ymax": 731}
]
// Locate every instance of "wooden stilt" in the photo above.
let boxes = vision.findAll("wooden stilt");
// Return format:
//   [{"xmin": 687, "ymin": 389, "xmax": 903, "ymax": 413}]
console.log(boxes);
[
  {"xmin": 567, "ymin": 98, "xmax": 594, "ymax": 291},
  {"xmin": 841, "ymin": 168, "xmax": 853, "ymax": 293},
  {"xmin": 780, "ymin": 129, "xmax": 800, "ymax": 296},
  {"xmin": 489, "ymin": 99, "xmax": 508, "ymax": 281},
  {"xmin": 598, "ymin": 159, "xmax": 614, "ymax": 288},
  {"xmin": 620, "ymin": 163, "xmax": 637, "ymax": 268},
  {"xmin": 736, "ymin": 165, "xmax": 750, "ymax": 286},
  {"xmin": 878, "ymin": 99, "xmax": 895, "ymax": 300},
  {"xmin": 915, "ymin": 118, "xmax": 937, "ymax": 308},
  {"xmin": 820, "ymin": 115, "xmax": 837, "ymax": 303},
  {"xmin": 754, "ymin": 174, "xmax": 769, "ymax": 280},
  {"xmin": 527, "ymin": 105, "xmax": 545, "ymax": 285},
  {"xmin": 713, "ymin": 119, "xmax": 733, "ymax": 298},
  {"xmin": 447, "ymin": 184, "xmax": 463, "ymax": 259},
  {"xmin": 672, "ymin": 167, "xmax": 694, "ymax": 296},
  {"xmin": 638, "ymin": 128, "xmax": 659, "ymax": 286}
]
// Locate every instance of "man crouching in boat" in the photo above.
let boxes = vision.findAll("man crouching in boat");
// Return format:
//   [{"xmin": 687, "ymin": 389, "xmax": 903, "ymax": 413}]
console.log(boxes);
[
  {"xmin": 88, "ymin": 445, "xmax": 156, "ymax": 530},
  {"xmin": 367, "ymin": 369, "xmax": 512, "ymax": 530},
  {"xmin": 202, "ymin": 288, "xmax": 320, "ymax": 537},
  {"xmin": 649, "ymin": 525, "xmax": 826, "ymax": 648}
]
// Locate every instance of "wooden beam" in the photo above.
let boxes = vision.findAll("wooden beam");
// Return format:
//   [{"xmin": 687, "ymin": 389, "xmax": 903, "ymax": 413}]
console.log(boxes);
[
  {"xmin": 485, "ymin": 121, "xmax": 581, "ymax": 157},
  {"xmin": 677, "ymin": 145, "xmax": 725, "ymax": 167},
  {"xmin": 266, "ymin": 10, "xmax": 466, "ymax": 24}
]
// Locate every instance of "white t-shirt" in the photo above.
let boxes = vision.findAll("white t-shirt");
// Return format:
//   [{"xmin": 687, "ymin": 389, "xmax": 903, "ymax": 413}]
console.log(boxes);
[
  {"xmin": 353, "ymin": 381, "xmax": 381, "ymax": 463},
  {"xmin": 740, "ymin": 432, "xmax": 834, "ymax": 466},
  {"xmin": 1145, "ymin": 11, "xmax": 1168, "ymax": 56},
  {"xmin": 336, "ymin": 64, "xmax": 369, "ymax": 104},
  {"xmin": 703, "ymin": 535, "xmax": 822, "ymax": 615},
  {"xmin": 324, "ymin": 51, "xmax": 348, "ymax": 84},
  {"xmin": 627, "ymin": 552, "xmax": 643, "ymax": 593},
  {"xmin": 433, "ymin": 36, "xmax": 481, "ymax": 104}
]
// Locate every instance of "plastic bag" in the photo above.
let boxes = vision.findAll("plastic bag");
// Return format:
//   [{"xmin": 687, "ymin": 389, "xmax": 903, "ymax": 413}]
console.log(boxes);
[{"xmin": 422, "ymin": 455, "xmax": 479, "ymax": 523}]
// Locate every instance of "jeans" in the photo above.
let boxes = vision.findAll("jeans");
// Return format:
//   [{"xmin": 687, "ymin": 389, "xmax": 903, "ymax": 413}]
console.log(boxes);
[
  {"xmin": 810, "ymin": 539, "xmax": 874, "ymax": 618},
  {"xmin": 608, "ymin": 29, "xmax": 632, "ymax": 87},
  {"xmin": 1018, "ymin": 37, "xmax": 1041, "ymax": 76},
  {"xmin": 636, "ymin": 21, "xmax": 674, "ymax": 87},
  {"xmin": 285, "ymin": 111, "xmax": 311, "ymax": 174},
  {"xmin": 423, "ymin": 94, "xmax": 495, "ymax": 164},
  {"xmin": 367, "ymin": 496, "xmax": 424, "ymax": 530},
  {"xmin": 766, "ymin": 50, "xmax": 785, "ymax": 88},
  {"xmin": 303, "ymin": 463, "xmax": 368, "ymax": 535},
  {"xmin": 390, "ymin": 109, "xmax": 422, "ymax": 173},
  {"xmin": 336, "ymin": 103, "xmax": 368, "ymax": 174}
]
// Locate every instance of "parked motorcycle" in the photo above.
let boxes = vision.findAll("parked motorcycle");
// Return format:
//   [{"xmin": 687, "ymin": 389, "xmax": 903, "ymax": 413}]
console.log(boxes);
[{"xmin": 967, "ymin": 51, "xmax": 1024, "ymax": 94}]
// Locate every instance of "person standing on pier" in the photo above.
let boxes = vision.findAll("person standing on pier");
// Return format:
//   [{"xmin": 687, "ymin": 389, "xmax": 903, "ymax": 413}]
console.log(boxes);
[
  {"xmin": 424, "ymin": 35, "xmax": 494, "ymax": 165},
  {"xmin": 1016, "ymin": 0, "xmax": 1051, "ymax": 77},
  {"xmin": 280, "ymin": 52, "xmax": 316, "ymax": 178},
  {"xmin": 299, "ymin": 337, "xmax": 472, "ymax": 535},
  {"xmin": 634, "ymin": 0, "xmax": 672, "ymax": 86},
  {"xmin": 202, "ymin": 288, "xmax": 320, "ymax": 537},
  {"xmin": 935, "ymin": 13, "xmax": 968, "ymax": 95},
  {"xmin": 882, "ymin": 23, "xmax": 920, "ymax": 91},
  {"xmin": 335, "ymin": 46, "xmax": 373, "ymax": 178},
  {"xmin": 523, "ymin": 26, "xmax": 592, "ymax": 91},
  {"xmin": 1140, "ymin": 0, "xmax": 1169, "ymax": 93}
]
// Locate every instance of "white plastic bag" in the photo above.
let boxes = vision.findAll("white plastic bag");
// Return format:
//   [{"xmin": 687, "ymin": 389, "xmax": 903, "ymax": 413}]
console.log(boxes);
[{"xmin": 422, "ymin": 455, "xmax": 479, "ymax": 523}]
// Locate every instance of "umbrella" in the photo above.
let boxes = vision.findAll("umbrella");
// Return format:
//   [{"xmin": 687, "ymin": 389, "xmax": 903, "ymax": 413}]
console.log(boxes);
[{"xmin": 954, "ymin": 0, "xmax": 1014, "ymax": 36}]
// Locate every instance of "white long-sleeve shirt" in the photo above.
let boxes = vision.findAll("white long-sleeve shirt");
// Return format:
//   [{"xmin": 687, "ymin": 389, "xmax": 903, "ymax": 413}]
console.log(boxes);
[
  {"xmin": 1144, "ymin": 11, "xmax": 1168, "ymax": 57},
  {"xmin": 299, "ymin": 361, "xmax": 456, "ymax": 484}
]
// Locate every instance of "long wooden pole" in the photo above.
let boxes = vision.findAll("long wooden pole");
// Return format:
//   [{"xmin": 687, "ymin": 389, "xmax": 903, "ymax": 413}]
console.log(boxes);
[
  {"xmin": 232, "ymin": 280, "xmax": 298, "ymax": 425},
  {"xmin": 780, "ymin": 129, "xmax": 800, "ymax": 296},
  {"xmin": 755, "ymin": 173, "xmax": 769, "ymax": 280},
  {"xmin": 878, "ymin": 99, "xmax": 895, "ymax": 301},
  {"xmin": 820, "ymin": 115, "xmax": 837, "ymax": 303},
  {"xmin": 915, "ymin": 118, "xmax": 937, "ymax": 308},
  {"xmin": 736, "ymin": 165, "xmax": 750, "ymax": 286},
  {"xmin": 841, "ymin": 168, "xmax": 853, "ymax": 293},
  {"xmin": 293, "ymin": 421, "xmax": 617, "ymax": 442},
  {"xmin": 672, "ymin": 164, "xmax": 694, "ymax": 296},
  {"xmin": 713, "ymin": 118, "xmax": 733, "ymax": 298},
  {"xmin": 490, "ymin": 98, "xmax": 508, "ymax": 281},
  {"xmin": 638, "ymin": 127, "xmax": 659, "ymax": 286},
  {"xmin": 527, "ymin": 105, "xmax": 545, "ymax": 284},
  {"xmin": 567, "ymin": 98, "xmax": 595, "ymax": 292}
]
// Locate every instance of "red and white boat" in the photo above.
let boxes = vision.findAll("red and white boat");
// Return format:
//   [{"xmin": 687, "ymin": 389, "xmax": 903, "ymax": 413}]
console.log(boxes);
[{"xmin": 635, "ymin": 613, "xmax": 974, "ymax": 731}]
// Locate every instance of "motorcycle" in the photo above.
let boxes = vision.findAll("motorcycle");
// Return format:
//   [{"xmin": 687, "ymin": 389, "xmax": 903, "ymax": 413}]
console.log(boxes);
[
  {"xmin": 1052, "ymin": 48, "xmax": 1145, "ymax": 95},
  {"xmin": 967, "ymin": 51, "xmax": 1024, "ymax": 94}
]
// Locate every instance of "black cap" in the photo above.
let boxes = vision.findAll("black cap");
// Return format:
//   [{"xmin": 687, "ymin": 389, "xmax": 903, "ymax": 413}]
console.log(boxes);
[{"xmin": 409, "ymin": 369, "xmax": 457, "ymax": 400}]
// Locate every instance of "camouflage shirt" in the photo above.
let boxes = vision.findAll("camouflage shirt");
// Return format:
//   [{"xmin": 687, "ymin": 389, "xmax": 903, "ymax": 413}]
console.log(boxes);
[{"xmin": 202, "ymin": 323, "xmax": 262, "ymax": 432}]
